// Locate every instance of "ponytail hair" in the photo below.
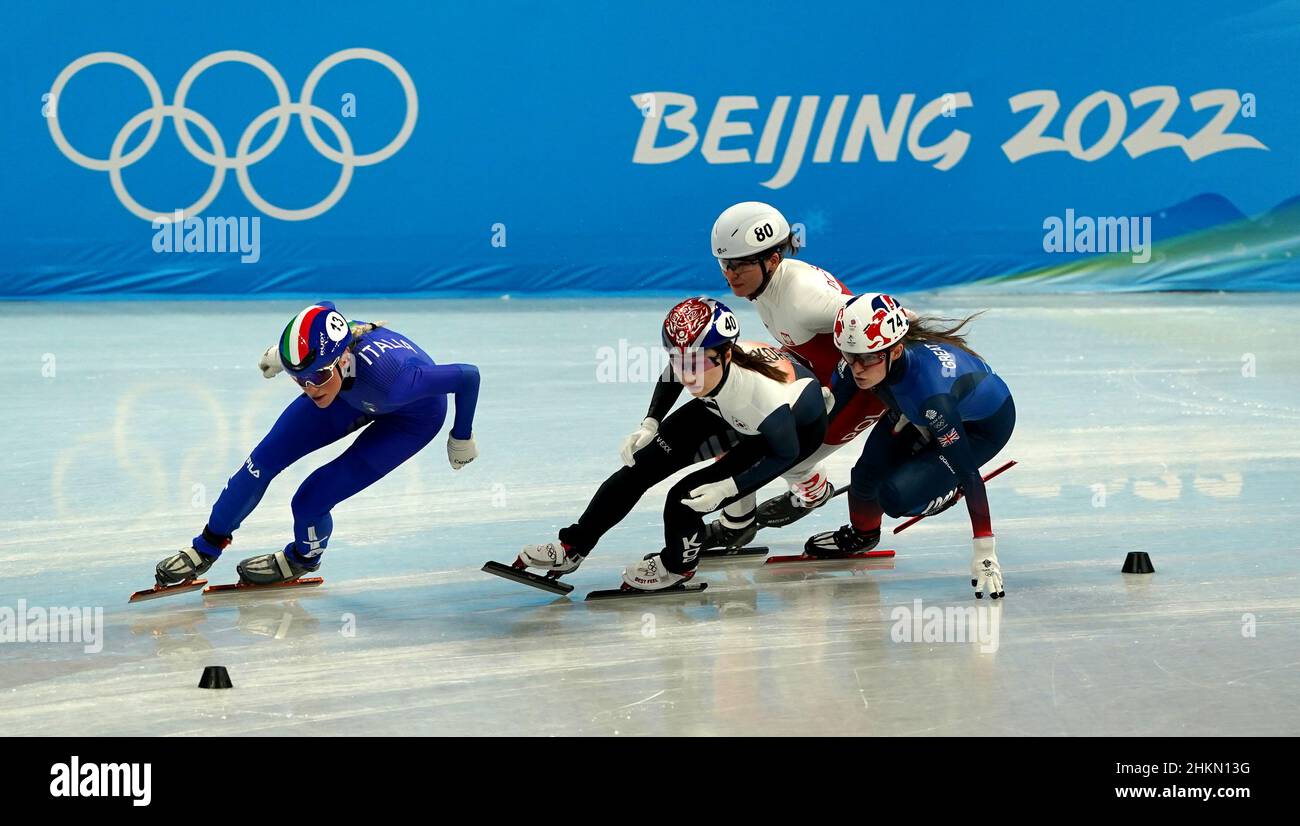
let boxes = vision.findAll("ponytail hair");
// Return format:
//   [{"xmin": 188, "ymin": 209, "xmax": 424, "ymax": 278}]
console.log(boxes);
[
  {"xmin": 903, "ymin": 312, "xmax": 985, "ymax": 359},
  {"xmin": 723, "ymin": 342, "xmax": 791, "ymax": 382},
  {"xmin": 346, "ymin": 319, "xmax": 388, "ymax": 345}
]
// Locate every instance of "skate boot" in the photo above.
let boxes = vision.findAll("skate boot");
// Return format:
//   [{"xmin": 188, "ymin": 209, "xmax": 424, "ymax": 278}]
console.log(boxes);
[
  {"xmin": 236, "ymin": 546, "xmax": 320, "ymax": 586},
  {"xmin": 803, "ymin": 524, "xmax": 881, "ymax": 558},
  {"xmin": 621, "ymin": 553, "xmax": 696, "ymax": 592},
  {"xmin": 518, "ymin": 539, "xmax": 585, "ymax": 578},
  {"xmin": 155, "ymin": 546, "xmax": 219, "ymax": 587},
  {"xmin": 756, "ymin": 481, "xmax": 835, "ymax": 528},
  {"xmin": 698, "ymin": 517, "xmax": 759, "ymax": 551}
]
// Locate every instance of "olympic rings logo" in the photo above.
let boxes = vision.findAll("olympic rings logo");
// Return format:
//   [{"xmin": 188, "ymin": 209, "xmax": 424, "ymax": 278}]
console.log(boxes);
[{"xmin": 46, "ymin": 48, "xmax": 418, "ymax": 222}]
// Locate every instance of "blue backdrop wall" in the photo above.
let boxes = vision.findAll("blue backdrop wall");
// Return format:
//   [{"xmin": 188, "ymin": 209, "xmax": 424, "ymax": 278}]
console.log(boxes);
[{"xmin": 2, "ymin": 0, "xmax": 1299, "ymax": 297}]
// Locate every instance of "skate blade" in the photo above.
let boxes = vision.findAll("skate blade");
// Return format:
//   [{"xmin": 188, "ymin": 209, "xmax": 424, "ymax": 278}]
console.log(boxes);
[
  {"xmin": 482, "ymin": 561, "xmax": 574, "ymax": 595},
  {"xmin": 202, "ymin": 576, "xmax": 324, "ymax": 595},
  {"xmin": 129, "ymin": 579, "xmax": 209, "ymax": 603},
  {"xmin": 756, "ymin": 514, "xmax": 813, "ymax": 529},
  {"xmin": 585, "ymin": 582, "xmax": 709, "ymax": 601},
  {"xmin": 697, "ymin": 545, "xmax": 769, "ymax": 559},
  {"xmin": 765, "ymin": 549, "xmax": 897, "ymax": 565}
]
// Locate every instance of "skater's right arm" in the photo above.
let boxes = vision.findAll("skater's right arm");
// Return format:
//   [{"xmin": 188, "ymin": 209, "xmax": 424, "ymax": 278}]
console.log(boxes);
[
  {"xmin": 646, "ymin": 365, "xmax": 683, "ymax": 422},
  {"xmin": 622, "ymin": 367, "xmax": 682, "ymax": 466},
  {"xmin": 393, "ymin": 362, "xmax": 482, "ymax": 439},
  {"xmin": 407, "ymin": 362, "xmax": 481, "ymax": 470}
]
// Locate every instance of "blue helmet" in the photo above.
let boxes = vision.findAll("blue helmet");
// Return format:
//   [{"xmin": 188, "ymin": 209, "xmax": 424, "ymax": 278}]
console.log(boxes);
[
  {"xmin": 278, "ymin": 301, "xmax": 352, "ymax": 381},
  {"xmin": 662, "ymin": 296, "xmax": 740, "ymax": 352}
]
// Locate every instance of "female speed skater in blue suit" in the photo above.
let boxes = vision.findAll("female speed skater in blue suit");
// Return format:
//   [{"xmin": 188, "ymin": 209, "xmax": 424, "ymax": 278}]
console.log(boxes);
[
  {"xmin": 806, "ymin": 293, "xmax": 1015, "ymax": 599},
  {"xmin": 153, "ymin": 301, "xmax": 481, "ymax": 587}
]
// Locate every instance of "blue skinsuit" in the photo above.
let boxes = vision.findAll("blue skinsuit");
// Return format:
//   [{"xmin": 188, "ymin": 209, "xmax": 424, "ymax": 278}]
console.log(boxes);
[
  {"xmin": 831, "ymin": 339, "xmax": 1014, "ymax": 536},
  {"xmin": 193, "ymin": 325, "xmax": 480, "ymax": 566}
]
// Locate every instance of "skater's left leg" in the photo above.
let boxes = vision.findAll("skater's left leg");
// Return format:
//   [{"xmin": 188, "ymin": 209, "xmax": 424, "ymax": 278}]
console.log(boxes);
[
  {"xmin": 557, "ymin": 399, "xmax": 733, "ymax": 556},
  {"xmin": 156, "ymin": 395, "xmax": 369, "ymax": 586},
  {"xmin": 804, "ymin": 413, "xmax": 919, "ymax": 557},
  {"xmin": 201, "ymin": 395, "xmax": 369, "ymax": 554},
  {"xmin": 877, "ymin": 402, "xmax": 1015, "ymax": 520},
  {"xmin": 621, "ymin": 440, "xmax": 766, "ymax": 590},
  {"xmin": 238, "ymin": 405, "xmax": 445, "ymax": 583},
  {"xmin": 661, "ymin": 417, "xmax": 825, "ymax": 575}
]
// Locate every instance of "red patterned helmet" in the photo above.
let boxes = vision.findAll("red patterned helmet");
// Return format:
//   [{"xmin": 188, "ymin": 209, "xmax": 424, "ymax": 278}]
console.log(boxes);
[
  {"xmin": 662, "ymin": 296, "xmax": 740, "ymax": 352},
  {"xmin": 834, "ymin": 293, "xmax": 909, "ymax": 355}
]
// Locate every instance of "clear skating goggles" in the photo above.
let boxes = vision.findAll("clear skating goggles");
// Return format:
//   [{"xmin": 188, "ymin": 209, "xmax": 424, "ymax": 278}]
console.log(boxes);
[
  {"xmin": 841, "ymin": 349, "xmax": 889, "ymax": 367},
  {"xmin": 293, "ymin": 356, "xmax": 341, "ymax": 388},
  {"xmin": 717, "ymin": 254, "xmax": 766, "ymax": 272}
]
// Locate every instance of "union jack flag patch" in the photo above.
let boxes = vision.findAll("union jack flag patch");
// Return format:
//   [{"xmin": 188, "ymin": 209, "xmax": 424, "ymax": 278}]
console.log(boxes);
[{"xmin": 938, "ymin": 430, "xmax": 960, "ymax": 447}]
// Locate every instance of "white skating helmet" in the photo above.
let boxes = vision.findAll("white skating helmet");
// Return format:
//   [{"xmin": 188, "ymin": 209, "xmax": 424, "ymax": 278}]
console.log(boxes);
[
  {"xmin": 834, "ymin": 293, "xmax": 910, "ymax": 355},
  {"xmin": 711, "ymin": 201, "xmax": 791, "ymax": 261}
]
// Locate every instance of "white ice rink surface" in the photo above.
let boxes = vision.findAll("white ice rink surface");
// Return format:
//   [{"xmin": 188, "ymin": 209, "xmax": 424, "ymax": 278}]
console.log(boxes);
[{"xmin": 2, "ymin": 293, "xmax": 1298, "ymax": 736}]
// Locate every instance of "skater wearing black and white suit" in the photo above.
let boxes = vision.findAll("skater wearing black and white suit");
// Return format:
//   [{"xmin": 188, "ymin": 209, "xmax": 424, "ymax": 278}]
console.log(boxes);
[{"xmin": 517, "ymin": 297, "xmax": 828, "ymax": 592}]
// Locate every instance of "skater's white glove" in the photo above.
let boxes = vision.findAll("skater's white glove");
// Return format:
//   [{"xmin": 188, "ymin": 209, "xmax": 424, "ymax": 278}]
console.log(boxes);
[
  {"xmin": 822, "ymin": 386, "xmax": 835, "ymax": 413},
  {"xmin": 971, "ymin": 535, "xmax": 1005, "ymax": 599},
  {"xmin": 620, "ymin": 417, "xmax": 659, "ymax": 467},
  {"xmin": 447, "ymin": 434, "xmax": 478, "ymax": 470},
  {"xmin": 258, "ymin": 345, "xmax": 283, "ymax": 378},
  {"xmin": 682, "ymin": 477, "xmax": 739, "ymax": 513}
]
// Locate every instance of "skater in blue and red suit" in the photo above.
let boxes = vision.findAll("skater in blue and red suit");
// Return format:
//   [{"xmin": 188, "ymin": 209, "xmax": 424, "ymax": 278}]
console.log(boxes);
[
  {"xmin": 805, "ymin": 294, "xmax": 1015, "ymax": 599},
  {"xmin": 153, "ymin": 302, "xmax": 481, "ymax": 587}
]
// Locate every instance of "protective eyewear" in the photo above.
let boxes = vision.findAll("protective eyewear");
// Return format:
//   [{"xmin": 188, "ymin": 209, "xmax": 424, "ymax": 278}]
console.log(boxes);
[
  {"xmin": 293, "ymin": 357, "xmax": 341, "ymax": 388},
  {"xmin": 841, "ymin": 350, "xmax": 889, "ymax": 368},
  {"xmin": 718, "ymin": 255, "xmax": 764, "ymax": 272}
]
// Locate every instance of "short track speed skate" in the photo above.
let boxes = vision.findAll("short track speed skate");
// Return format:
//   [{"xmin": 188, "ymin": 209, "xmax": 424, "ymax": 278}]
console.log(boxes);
[
  {"xmin": 131, "ymin": 545, "xmax": 218, "ymax": 603},
  {"xmin": 697, "ymin": 545, "xmax": 769, "ymax": 559},
  {"xmin": 585, "ymin": 581, "xmax": 709, "ymax": 601},
  {"xmin": 204, "ymin": 549, "xmax": 323, "ymax": 595},
  {"xmin": 482, "ymin": 559, "xmax": 575, "ymax": 596},
  {"xmin": 765, "ymin": 550, "xmax": 897, "ymax": 565},
  {"xmin": 203, "ymin": 577, "xmax": 324, "ymax": 595},
  {"xmin": 129, "ymin": 579, "xmax": 209, "ymax": 603}
]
